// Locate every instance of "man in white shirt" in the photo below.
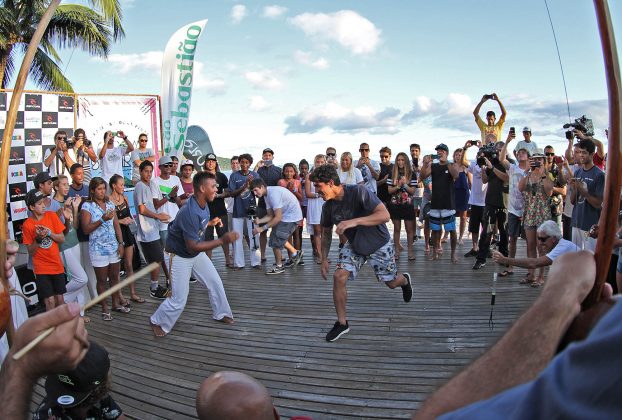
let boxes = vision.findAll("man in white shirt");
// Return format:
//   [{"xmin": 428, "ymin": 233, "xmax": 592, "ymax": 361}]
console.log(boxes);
[
  {"xmin": 151, "ymin": 156, "xmax": 186, "ymax": 247},
  {"xmin": 513, "ymin": 126, "xmax": 539, "ymax": 157},
  {"xmin": 98, "ymin": 130, "xmax": 134, "ymax": 183},
  {"xmin": 354, "ymin": 142, "xmax": 380, "ymax": 194},
  {"xmin": 43, "ymin": 131, "xmax": 74, "ymax": 177},
  {"xmin": 492, "ymin": 220, "xmax": 578, "ymax": 270},
  {"xmin": 461, "ymin": 140, "xmax": 488, "ymax": 257},
  {"xmin": 250, "ymin": 179, "xmax": 303, "ymax": 275}
]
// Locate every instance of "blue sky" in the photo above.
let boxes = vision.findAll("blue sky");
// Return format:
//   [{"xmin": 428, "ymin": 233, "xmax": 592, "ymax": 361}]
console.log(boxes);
[{"xmin": 31, "ymin": 0, "xmax": 622, "ymax": 162}]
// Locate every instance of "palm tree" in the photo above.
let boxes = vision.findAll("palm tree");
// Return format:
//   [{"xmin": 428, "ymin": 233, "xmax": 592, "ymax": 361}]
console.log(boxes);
[{"xmin": 0, "ymin": 0, "xmax": 124, "ymax": 92}]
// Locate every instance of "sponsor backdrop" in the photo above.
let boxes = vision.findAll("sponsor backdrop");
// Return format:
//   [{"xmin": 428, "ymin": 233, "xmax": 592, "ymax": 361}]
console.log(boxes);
[{"xmin": 1, "ymin": 90, "xmax": 161, "ymax": 308}]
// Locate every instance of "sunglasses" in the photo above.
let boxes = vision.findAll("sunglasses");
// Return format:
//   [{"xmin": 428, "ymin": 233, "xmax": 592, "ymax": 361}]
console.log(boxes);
[
  {"xmin": 139, "ymin": 139, "xmax": 148, "ymax": 143},
  {"xmin": 545, "ymin": 152, "xmax": 555, "ymax": 156},
  {"xmin": 326, "ymin": 153, "xmax": 336, "ymax": 157},
  {"xmin": 359, "ymin": 148, "xmax": 369, "ymax": 152},
  {"xmin": 380, "ymin": 155, "xmax": 390, "ymax": 158},
  {"xmin": 537, "ymin": 235, "xmax": 550, "ymax": 242},
  {"xmin": 162, "ymin": 163, "xmax": 173, "ymax": 167},
  {"xmin": 57, "ymin": 136, "xmax": 66, "ymax": 140}
]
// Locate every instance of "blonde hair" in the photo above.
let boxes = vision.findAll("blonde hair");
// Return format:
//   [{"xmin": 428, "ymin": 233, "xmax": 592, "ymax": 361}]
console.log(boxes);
[
  {"xmin": 339, "ymin": 152, "xmax": 357, "ymax": 184},
  {"xmin": 53, "ymin": 174, "xmax": 68, "ymax": 191}
]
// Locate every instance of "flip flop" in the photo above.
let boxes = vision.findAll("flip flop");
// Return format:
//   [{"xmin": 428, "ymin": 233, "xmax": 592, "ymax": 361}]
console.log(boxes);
[
  {"xmin": 498, "ymin": 270, "xmax": 514, "ymax": 277},
  {"xmin": 131, "ymin": 296, "xmax": 146, "ymax": 304},
  {"xmin": 520, "ymin": 275, "xmax": 534, "ymax": 284},
  {"xmin": 113, "ymin": 306, "xmax": 131, "ymax": 313},
  {"xmin": 102, "ymin": 312, "xmax": 113, "ymax": 321}
]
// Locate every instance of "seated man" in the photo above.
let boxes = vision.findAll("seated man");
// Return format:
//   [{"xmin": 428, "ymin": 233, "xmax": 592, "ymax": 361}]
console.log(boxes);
[
  {"xmin": 491, "ymin": 220, "xmax": 579, "ymax": 271},
  {"xmin": 414, "ymin": 251, "xmax": 620, "ymax": 419},
  {"xmin": 34, "ymin": 341, "xmax": 124, "ymax": 419}
]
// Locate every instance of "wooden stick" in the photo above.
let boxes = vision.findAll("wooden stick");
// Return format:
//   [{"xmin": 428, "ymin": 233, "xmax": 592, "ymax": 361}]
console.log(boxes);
[{"xmin": 12, "ymin": 263, "xmax": 159, "ymax": 361}]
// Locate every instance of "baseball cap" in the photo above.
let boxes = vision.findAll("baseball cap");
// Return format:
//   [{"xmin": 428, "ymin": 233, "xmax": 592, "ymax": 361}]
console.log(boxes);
[
  {"xmin": 531, "ymin": 149, "xmax": 545, "ymax": 158},
  {"xmin": 262, "ymin": 148, "xmax": 274, "ymax": 155},
  {"xmin": 435, "ymin": 143, "xmax": 449, "ymax": 153},
  {"xmin": 180, "ymin": 159, "xmax": 195, "ymax": 169},
  {"xmin": 206, "ymin": 153, "xmax": 217, "ymax": 161},
  {"xmin": 522, "ymin": 126, "xmax": 531, "ymax": 133},
  {"xmin": 26, "ymin": 190, "xmax": 46, "ymax": 207},
  {"xmin": 158, "ymin": 156, "xmax": 173, "ymax": 166},
  {"xmin": 44, "ymin": 341, "xmax": 110, "ymax": 408},
  {"xmin": 33, "ymin": 171, "xmax": 52, "ymax": 188}
]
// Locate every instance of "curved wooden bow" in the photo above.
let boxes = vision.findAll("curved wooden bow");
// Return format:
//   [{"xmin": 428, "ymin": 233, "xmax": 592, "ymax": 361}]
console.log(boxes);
[
  {"xmin": 0, "ymin": 0, "xmax": 61, "ymax": 345},
  {"xmin": 587, "ymin": 0, "xmax": 621, "ymax": 308}
]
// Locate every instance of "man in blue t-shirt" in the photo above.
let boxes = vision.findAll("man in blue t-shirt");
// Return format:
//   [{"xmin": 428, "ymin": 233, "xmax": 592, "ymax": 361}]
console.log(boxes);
[
  {"xmin": 310, "ymin": 164, "xmax": 413, "ymax": 342},
  {"xmin": 150, "ymin": 172, "xmax": 238, "ymax": 337}
]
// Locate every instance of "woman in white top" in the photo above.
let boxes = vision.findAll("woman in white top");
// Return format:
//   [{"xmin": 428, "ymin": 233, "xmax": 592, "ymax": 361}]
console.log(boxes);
[
  {"xmin": 338, "ymin": 152, "xmax": 364, "ymax": 186},
  {"xmin": 306, "ymin": 154, "xmax": 327, "ymax": 264}
]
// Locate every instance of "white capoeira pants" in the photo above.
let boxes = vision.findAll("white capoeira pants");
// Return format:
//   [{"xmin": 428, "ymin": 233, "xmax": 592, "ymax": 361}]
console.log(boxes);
[
  {"xmin": 61, "ymin": 244, "xmax": 88, "ymax": 309},
  {"xmin": 150, "ymin": 252, "xmax": 233, "ymax": 334},
  {"xmin": 79, "ymin": 241, "xmax": 98, "ymax": 300},
  {"xmin": 232, "ymin": 217, "xmax": 261, "ymax": 267}
]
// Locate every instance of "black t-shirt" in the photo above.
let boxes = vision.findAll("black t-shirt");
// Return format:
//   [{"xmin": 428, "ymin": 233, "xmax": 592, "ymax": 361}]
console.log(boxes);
[
  {"xmin": 207, "ymin": 171, "xmax": 229, "ymax": 217},
  {"xmin": 485, "ymin": 161, "xmax": 507, "ymax": 208},
  {"xmin": 430, "ymin": 163, "xmax": 455, "ymax": 210},
  {"xmin": 377, "ymin": 163, "xmax": 394, "ymax": 203},
  {"xmin": 34, "ymin": 395, "xmax": 123, "ymax": 419},
  {"xmin": 321, "ymin": 185, "xmax": 390, "ymax": 255}
]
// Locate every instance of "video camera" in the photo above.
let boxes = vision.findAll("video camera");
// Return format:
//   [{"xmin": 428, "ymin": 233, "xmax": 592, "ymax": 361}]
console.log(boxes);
[
  {"xmin": 563, "ymin": 115, "xmax": 594, "ymax": 138},
  {"xmin": 476, "ymin": 143, "xmax": 498, "ymax": 167},
  {"xmin": 246, "ymin": 203, "xmax": 257, "ymax": 217}
]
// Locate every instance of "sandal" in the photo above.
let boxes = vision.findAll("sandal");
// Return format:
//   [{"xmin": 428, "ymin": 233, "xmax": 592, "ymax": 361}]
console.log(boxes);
[
  {"xmin": 520, "ymin": 275, "xmax": 534, "ymax": 285},
  {"xmin": 113, "ymin": 306, "xmax": 131, "ymax": 313},
  {"xmin": 130, "ymin": 295, "xmax": 146, "ymax": 303},
  {"xmin": 102, "ymin": 312, "xmax": 113, "ymax": 321},
  {"xmin": 530, "ymin": 280, "xmax": 544, "ymax": 288},
  {"xmin": 498, "ymin": 270, "xmax": 514, "ymax": 277}
]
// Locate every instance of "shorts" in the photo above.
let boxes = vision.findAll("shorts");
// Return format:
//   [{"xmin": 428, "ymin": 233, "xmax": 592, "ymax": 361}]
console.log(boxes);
[
  {"xmin": 159, "ymin": 230, "xmax": 168, "ymax": 248},
  {"xmin": 206, "ymin": 215, "xmax": 229, "ymax": 241},
  {"xmin": 429, "ymin": 210, "xmax": 456, "ymax": 232},
  {"xmin": 90, "ymin": 253, "xmax": 121, "ymax": 268},
  {"xmin": 336, "ymin": 240, "xmax": 397, "ymax": 282},
  {"xmin": 36, "ymin": 273, "xmax": 67, "ymax": 300},
  {"xmin": 412, "ymin": 197, "xmax": 423, "ymax": 211},
  {"xmin": 507, "ymin": 213, "xmax": 522, "ymax": 237},
  {"xmin": 140, "ymin": 240, "xmax": 164, "ymax": 264},
  {"xmin": 468, "ymin": 205, "xmax": 485, "ymax": 233},
  {"xmin": 269, "ymin": 221, "xmax": 298, "ymax": 249}
]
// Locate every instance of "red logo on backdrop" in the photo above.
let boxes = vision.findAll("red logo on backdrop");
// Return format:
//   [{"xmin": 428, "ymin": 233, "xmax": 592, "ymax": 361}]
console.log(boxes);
[
  {"xmin": 13, "ymin": 187, "xmax": 21, "ymax": 195},
  {"xmin": 47, "ymin": 115, "xmax": 53, "ymax": 122},
  {"xmin": 29, "ymin": 133, "xmax": 35, "ymax": 139},
  {"xmin": 30, "ymin": 167, "xmax": 37, "ymax": 174},
  {"xmin": 29, "ymin": 98, "xmax": 36, "ymax": 105},
  {"xmin": 10, "ymin": 183, "xmax": 27, "ymax": 202},
  {"xmin": 12, "ymin": 152, "xmax": 18, "ymax": 159},
  {"xmin": 63, "ymin": 100, "xmax": 68, "ymax": 106}
]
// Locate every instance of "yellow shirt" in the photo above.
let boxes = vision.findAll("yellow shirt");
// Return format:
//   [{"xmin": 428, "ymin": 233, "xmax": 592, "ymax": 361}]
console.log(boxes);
[{"xmin": 476, "ymin": 116, "xmax": 505, "ymax": 144}]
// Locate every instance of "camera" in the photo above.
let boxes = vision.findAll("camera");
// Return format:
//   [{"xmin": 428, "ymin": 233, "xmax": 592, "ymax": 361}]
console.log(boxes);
[
  {"xmin": 553, "ymin": 156, "xmax": 563, "ymax": 165},
  {"xmin": 466, "ymin": 140, "xmax": 479, "ymax": 147},
  {"xmin": 64, "ymin": 137, "xmax": 74, "ymax": 148},
  {"xmin": 563, "ymin": 115, "xmax": 594, "ymax": 137},
  {"xmin": 246, "ymin": 203, "xmax": 257, "ymax": 217},
  {"xmin": 530, "ymin": 160, "xmax": 542, "ymax": 169},
  {"xmin": 430, "ymin": 154, "xmax": 439, "ymax": 160},
  {"xmin": 476, "ymin": 143, "xmax": 498, "ymax": 167},
  {"xmin": 509, "ymin": 126, "xmax": 515, "ymax": 135},
  {"xmin": 83, "ymin": 138, "xmax": 92, "ymax": 147}
]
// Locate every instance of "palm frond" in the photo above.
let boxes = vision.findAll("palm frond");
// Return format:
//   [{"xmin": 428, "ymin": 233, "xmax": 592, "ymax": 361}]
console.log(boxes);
[
  {"xmin": 46, "ymin": 4, "xmax": 111, "ymax": 57},
  {"xmin": 29, "ymin": 46, "xmax": 73, "ymax": 92},
  {"xmin": 86, "ymin": 0, "xmax": 124, "ymax": 40},
  {"xmin": 0, "ymin": 47, "xmax": 16, "ymax": 89}
]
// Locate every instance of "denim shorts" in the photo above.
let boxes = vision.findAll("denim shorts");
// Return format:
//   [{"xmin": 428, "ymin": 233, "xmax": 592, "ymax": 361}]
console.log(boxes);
[
  {"xmin": 336, "ymin": 240, "xmax": 397, "ymax": 282},
  {"xmin": 268, "ymin": 221, "xmax": 298, "ymax": 249},
  {"xmin": 429, "ymin": 209, "xmax": 456, "ymax": 232}
]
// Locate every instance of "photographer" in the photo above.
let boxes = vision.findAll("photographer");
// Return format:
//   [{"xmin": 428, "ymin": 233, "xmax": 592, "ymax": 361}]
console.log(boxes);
[
  {"xmin": 563, "ymin": 116, "xmax": 605, "ymax": 170},
  {"xmin": 98, "ymin": 130, "xmax": 134, "ymax": 183},
  {"xmin": 462, "ymin": 139, "xmax": 487, "ymax": 258},
  {"xmin": 473, "ymin": 93, "xmax": 507, "ymax": 144},
  {"xmin": 472, "ymin": 142, "xmax": 509, "ymax": 270},
  {"xmin": 355, "ymin": 142, "xmax": 380, "ymax": 194},
  {"xmin": 43, "ymin": 131, "xmax": 75, "ymax": 177},
  {"xmin": 543, "ymin": 145, "xmax": 567, "ymax": 229},
  {"xmin": 73, "ymin": 128, "xmax": 97, "ymax": 184},
  {"xmin": 326, "ymin": 146, "xmax": 339, "ymax": 168},
  {"xmin": 518, "ymin": 151, "xmax": 554, "ymax": 286}
]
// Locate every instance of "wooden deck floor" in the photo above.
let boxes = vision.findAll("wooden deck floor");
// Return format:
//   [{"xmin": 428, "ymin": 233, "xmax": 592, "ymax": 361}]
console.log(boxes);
[{"xmin": 32, "ymin": 237, "xmax": 540, "ymax": 419}]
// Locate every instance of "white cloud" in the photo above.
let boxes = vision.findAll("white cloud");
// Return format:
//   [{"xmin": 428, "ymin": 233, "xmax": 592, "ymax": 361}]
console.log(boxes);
[
  {"xmin": 95, "ymin": 52, "xmax": 227, "ymax": 96},
  {"xmin": 262, "ymin": 5, "xmax": 287, "ymax": 19},
  {"xmin": 104, "ymin": 51, "xmax": 163, "ymax": 73},
  {"xmin": 284, "ymin": 102, "xmax": 400, "ymax": 135},
  {"xmin": 294, "ymin": 50, "xmax": 329, "ymax": 70},
  {"xmin": 245, "ymin": 70, "xmax": 282, "ymax": 90},
  {"xmin": 289, "ymin": 10, "xmax": 381, "ymax": 55},
  {"xmin": 231, "ymin": 4, "xmax": 247, "ymax": 24},
  {"xmin": 249, "ymin": 95, "xmax": 270, "ymax": 111}
]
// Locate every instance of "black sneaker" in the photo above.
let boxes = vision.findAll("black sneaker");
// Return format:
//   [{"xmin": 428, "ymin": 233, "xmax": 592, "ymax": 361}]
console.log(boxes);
[
  {"xmin": 464, "ymin": 249, "xmax": 478, "ymax": 257},
  {"xmin": 326, "ymin": 321, "xmax": 350, "ymax": 342},
  {"xmin": 266, "ymin": 265, "xmax": 285, "ymax": 275},
  {"xmin": 284, "ymin": 258, "xmax": 295, "ymax": 268},
  {"xmin": 298, "ymin": 258, "xmax": 305, "ymax": 266},
  {"xmin": 150, "ymin": 285, "xmax": 169, "ymax": 299},
  {"xmin": 472, "ymin": 261, "xmax": 486, "ymax": 270},
  {"xmin": 401, "ymin": 273, "xmax": 413, "ymax": 302},
  {"xmin": 189, "ymin": 276, "xmax": 198, "ymax": 283},
  {"xmin": 291, "ymin": 250, "xmax": 304, "ymax": 266}
]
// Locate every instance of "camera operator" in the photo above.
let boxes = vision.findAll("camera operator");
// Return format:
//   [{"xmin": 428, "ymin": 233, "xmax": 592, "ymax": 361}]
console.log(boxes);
[
  {"xmin": 72, "ymin": 128, "xmax": 97, "ymax": 184},
  {"xmin": 43, "ymin": 131, "xmax": 75, "ymax": 177},
  {"xmin": 98, "ymin": 130, "xmax": 134, "ymax": 183},
  {"xmin": 473, "ymin": 93, "xmax": 507, "ymax": 144},
  {"xmin": 543, "ymin": 145, "xmax": 567, "ymax": 230},
  {"xmin": 472, "ymin": 142, "xmax": 509, "ymax": 270},
  {"xmin": 563, "ymin": 116, "xmax": 605, "ymax": 170}
]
